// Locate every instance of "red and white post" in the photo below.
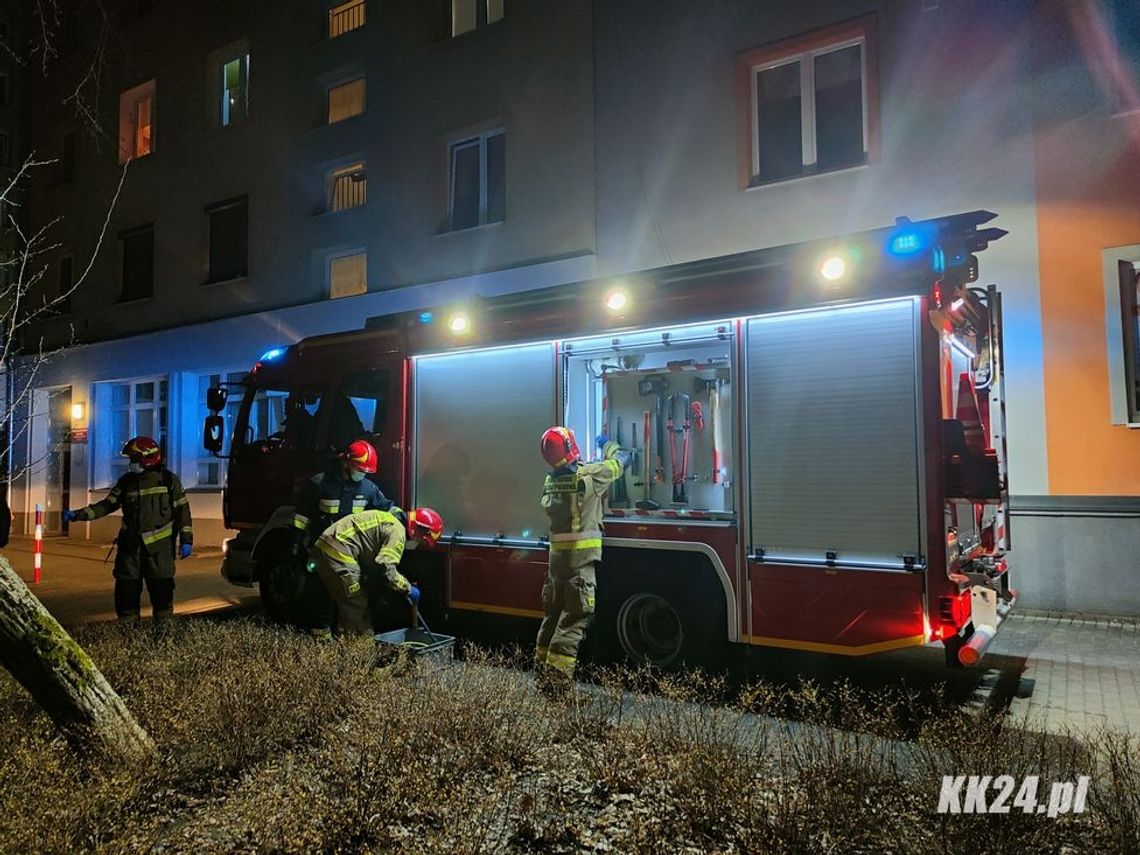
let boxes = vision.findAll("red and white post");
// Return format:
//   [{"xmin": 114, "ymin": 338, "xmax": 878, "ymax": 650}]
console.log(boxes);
[{"xmin": 33, "ymin": 503, "xmax": 43, "ymax": 585}]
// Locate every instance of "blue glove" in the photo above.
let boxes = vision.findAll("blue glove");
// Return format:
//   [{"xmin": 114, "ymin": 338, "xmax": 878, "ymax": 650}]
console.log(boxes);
[
  {"xmin": 596, "ymin": 433, "xmax": 609, "ymax": 450},
  {"xmin": 179, "ymin": 543, "xmax": 192, "ymax": 560},
  {"xmin": 406, "ymin": 584, "xmax": 421, "ymax": 605},
  {"xmin": 62, "ymin": 509, "xmax": 78, "ymax": 523}
]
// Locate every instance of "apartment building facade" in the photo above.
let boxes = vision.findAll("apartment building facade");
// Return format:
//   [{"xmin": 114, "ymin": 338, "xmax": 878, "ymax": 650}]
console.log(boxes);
[{"xmin": 7, "ymin": 0, "xmax": 1140, "ymax": 615}]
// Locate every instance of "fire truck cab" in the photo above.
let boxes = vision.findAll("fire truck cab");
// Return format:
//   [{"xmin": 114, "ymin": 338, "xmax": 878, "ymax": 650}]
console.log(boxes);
[{"xmin": 206, "ymin": 211, "xmax": 1013, "ymax": 668}]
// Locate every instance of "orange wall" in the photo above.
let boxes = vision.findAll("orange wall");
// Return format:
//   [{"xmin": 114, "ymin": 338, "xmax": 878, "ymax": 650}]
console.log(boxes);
[{"xmin": 1034, "ymin": 4, "xmax": 1140, "ymax": 495}]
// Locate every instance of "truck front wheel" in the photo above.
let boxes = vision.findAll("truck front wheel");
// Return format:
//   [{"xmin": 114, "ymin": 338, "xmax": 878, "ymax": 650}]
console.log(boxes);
[{"xmin": 256, "ymin": 540, "xmax": 313, "ymax": 626}]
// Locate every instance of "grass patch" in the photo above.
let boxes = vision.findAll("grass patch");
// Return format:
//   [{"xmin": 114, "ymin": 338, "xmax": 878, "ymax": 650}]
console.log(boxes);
[{"xmin": 0, "ymin": 618, "xmax": 1135, "ymax": 853}]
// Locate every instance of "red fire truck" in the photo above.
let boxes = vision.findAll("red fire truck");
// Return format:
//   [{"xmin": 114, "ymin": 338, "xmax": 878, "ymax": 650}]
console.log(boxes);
[{"xmin": 204, "ymin": 211, "xmax": 1013, "ymax": 668}]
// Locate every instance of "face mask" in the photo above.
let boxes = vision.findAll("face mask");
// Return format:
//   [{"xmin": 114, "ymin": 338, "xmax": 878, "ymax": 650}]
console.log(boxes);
[
  {"xmin": 128, "ymin": 463, "xmax": 143, "ymax": 474},
  {"xmin": 349, "ymin": 470, "xmax": 366, "ymax": 483}
]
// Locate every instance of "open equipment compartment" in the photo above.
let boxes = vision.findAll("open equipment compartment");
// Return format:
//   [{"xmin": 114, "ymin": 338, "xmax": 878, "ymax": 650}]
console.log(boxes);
[{"xmin": 561, "ymin": 320, "xmax": 736, "ymax": 519}]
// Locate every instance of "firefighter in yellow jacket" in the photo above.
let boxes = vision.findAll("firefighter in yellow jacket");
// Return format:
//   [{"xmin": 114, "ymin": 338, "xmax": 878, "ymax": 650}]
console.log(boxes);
[
  {"xmin": 63, "ymin": 436, "xmax": 193, "ymax": 622},
  {"xmin": 309, "ymin": 507, "xmax": 443, "ymax": 636},
  {"xmin": 536, "ymin": 426, "xmax": 631, "ymax": 688}
]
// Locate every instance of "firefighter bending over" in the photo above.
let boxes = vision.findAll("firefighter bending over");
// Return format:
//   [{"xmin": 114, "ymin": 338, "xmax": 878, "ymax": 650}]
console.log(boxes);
[
  {"xmin": 535, "ymin": 426, "xmax": 630, "ymax": 692},
  {"xmin": 63, "ymin": 436, "xmax": 193, "ymax": 624},
  {"xmin": 291, "ymin": 440, "xmax": 400, "ymax": 637},
  {"xmin": 309, "ymin": 507, "xmax": 443, "ymax": 636}
]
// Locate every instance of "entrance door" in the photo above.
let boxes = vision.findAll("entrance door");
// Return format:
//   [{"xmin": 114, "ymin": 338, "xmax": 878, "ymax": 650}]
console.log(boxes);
[
  {"xmin": 27, "ymin": 386, "xmax": 72, "ymax": 535},
  {"xmin": 44, "ymin": 387, "xmax": 72, "ymax": 535}
]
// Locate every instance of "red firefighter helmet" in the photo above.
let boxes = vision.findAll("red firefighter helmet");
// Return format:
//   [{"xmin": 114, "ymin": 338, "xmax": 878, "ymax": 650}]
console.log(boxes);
[
  {"xmin": 408, "ymin": 507, "xmax": 443, "ymax": 546},
  {"xmin": 540, "ymin": 426, "xmax": 580, "ymax": 469},
  {"xmin": 340, "ymin": 439, "xmax": 378, "ymax": 474},
  {"xmin": 121, "ymin": 436, "xmax": 162, "ymax": 468}
]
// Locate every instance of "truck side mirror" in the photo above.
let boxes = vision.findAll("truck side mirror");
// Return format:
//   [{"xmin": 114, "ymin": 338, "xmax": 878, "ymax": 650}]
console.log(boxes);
[
  {"xmin": 203, "ymin": 415, "xmax": 225, "ymax": 454},
  {"xmin": 206, "ymin": 386, "xmax": 229, "ymax": 412}
]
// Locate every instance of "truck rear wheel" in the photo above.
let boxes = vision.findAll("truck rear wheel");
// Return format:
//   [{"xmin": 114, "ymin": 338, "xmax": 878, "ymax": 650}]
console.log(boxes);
[{"xmin": 593, "ymin": 566, "xmax": 726, "ymax": 671}]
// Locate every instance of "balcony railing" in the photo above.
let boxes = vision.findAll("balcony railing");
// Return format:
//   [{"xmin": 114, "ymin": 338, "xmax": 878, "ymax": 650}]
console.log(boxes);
[{"xmin": 329, "ymin": 0, "xmax": 366, "ymax": 38}]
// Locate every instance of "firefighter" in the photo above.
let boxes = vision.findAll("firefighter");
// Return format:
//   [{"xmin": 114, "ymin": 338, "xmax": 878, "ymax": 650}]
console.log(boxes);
[
  {"xmin": 308, "ymin": 507, "xmax": 443, "ymax": 637},
  {"xmin": 535, "ymin": 426, "xmax": 631, "ymax": 694},
  {"xmin": 290, "ymin": 439, "xmax": 400, "ymax": 638},
  {"xmin": 62, "ymin": 436, "xmax": 193, "ymax": 624}
]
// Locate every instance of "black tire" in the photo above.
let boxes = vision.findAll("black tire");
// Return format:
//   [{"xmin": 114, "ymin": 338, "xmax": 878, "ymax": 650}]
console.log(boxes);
[
  {"xmin": 257, "ymin": 535, "xmax": 322, "ymax": 627},
  {"xmin": 593, "ymin": 561, "xmax": 727, "ymax": 671}
]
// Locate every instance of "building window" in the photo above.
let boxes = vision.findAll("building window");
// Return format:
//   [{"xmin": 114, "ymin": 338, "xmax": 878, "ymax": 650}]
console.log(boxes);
[
  {"xmin": 105, "ymin": 378, "xmax": 168, "ymax": 486},
  {"xmin": 120, "ymin": 224, "xmax": 154, "ymax": 302},
  {"xmin": 57, "ymin": 255, "xmax": 73, "ymax": 314},
  {"xmin": 327, "ymin": 77, "xmax": 365, "ymax": 124},
  {"xmin": 0, "ymin": 73, "xmax": 9, "ymax": 106},
  {"xmin": 61, "ymin": 132, "xmax": 76, "ymax": 184},
  {"xmin": 0, "ymin": 131, "xmax": 10, "ymax": 167},
  {"xmin": 329, "ymin": 0, "xmax": 366, "ymax": 38},
  {"xmin": 329, "ymin": 251, "xmax": 367, "ymax": 298},
  {"xmin": 197, "ymin": 371, "xmax": 244, "ymax": 486},
  {"xmin": 1119, "ymin": 261, "xmax": 1140, "ymax": 422},
  {"xmin": 737, "ymin": 17, "xmax": 876, "ymax": 187},
  {"xmin": 118, "ymin": 79, "xmax": 156, "ymax": 163},
  {"xmin": 221, "ymin": 53, "xmax": 250, "ymax": 126},
  {"xmin": 448, "ymin": 129, "xmax": 505, "ymax": 231},
  {"xmin": 206, "ymin": 196, "xmax": 248, "ymax": 283},
  {"xmin": 452, "ymin": 0, "xmax": 503, "ymax": 37},
  {"xmin": 328, "ymin": 162, "xmax": 367, "ymax": 212}
]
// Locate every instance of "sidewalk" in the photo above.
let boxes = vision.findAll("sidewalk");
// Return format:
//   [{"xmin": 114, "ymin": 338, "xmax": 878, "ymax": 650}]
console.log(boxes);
[
  {"xmin": 990, "ymin": 612, "xmax": 1140, "ymax": 734},
  {"xmin": 1, "ymin": 535, "xmax": 260, "ymax": 627}
]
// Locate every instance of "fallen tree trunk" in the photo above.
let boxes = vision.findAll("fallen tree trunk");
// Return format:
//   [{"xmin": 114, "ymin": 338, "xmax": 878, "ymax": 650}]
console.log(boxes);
[{"xmin": 0, "ymin": 556, "xmax": 155, "ymax": 764}]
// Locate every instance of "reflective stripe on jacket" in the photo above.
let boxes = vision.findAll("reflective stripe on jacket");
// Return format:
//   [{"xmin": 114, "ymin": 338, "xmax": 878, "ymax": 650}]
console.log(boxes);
[
  {"xmin": 315, "ymin": 509, "xmax": 411, "ymax": 594},
  {"xmin": 542, "ymin": 448, "xmax": 625, "ymax": 568},
  {"xmin": 74, "ymin": 467, "xmax": 193, "ymax": 551},
  {"xmin": 293, "ymin": 467, "xmax": 394, "ymax": 544}
]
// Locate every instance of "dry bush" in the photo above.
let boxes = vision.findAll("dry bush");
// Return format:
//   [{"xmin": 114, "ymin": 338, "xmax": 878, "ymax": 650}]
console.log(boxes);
[{"xmin": 0, "ymin": 618, "xmax": 1136, "ymax": 854}]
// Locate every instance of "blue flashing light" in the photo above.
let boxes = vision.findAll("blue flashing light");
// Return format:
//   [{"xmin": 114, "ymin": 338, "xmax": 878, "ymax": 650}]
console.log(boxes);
[
  {"xmin": 932, "ymin": 247, "xmax": 946, "ymax": 275},
  {"xmin": 887, "ymin": 222, "xmax": 937, "ymax": 257},
  {"xmin": 890, "ymin": 233, "xmax": 922, "ymax": 255},
  {"xmin": 419, "ymin": 311, "xmax": 434, "ymax": 325},
  {"xmin": 259, "ymin": 347, "xmax": 284, "ymax": 361}
]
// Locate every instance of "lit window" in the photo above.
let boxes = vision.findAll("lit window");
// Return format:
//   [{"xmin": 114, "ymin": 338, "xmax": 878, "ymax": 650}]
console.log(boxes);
[
  {"xmin": 329, "ymin": 251, "xmax": 367, "ymax": 299},
  {"xmin": 119, "ymin": 224, "xmax": 154, "ymax": 301},
  {"xmin": 118, "ymin": 79, "xmax": 156, "ymax": 163},
  {"xmin": 448, "ymin": 129, "xmax": 505, "ymax": 230},
  {"xmin": 738, "ymin": 19, "xmax": 875, "ymax": 186},
  {"xmin": 328, "ymin": 77, "xmax": 365, "ymax": 124},
  {"xmin": 329, "ymin": 0, "xmax": 366, "ymax": 38},
  {"xmin": 221, "ymin": 53, "xmax": 250, "ymax": 126},
  {"xmin": 104, "ymin": 378, "xmax": 168, "ymax": 486},
  {"xmin": 329, "ymin": 162, "xmax": 367, "ymax": 212},
  {"xmin": 206, "ymin": 197, "xmax": 248, "ymax": 283},
  {"xmin": 452, "ymin": 0, "xmax": 503, "ymax": 37}
]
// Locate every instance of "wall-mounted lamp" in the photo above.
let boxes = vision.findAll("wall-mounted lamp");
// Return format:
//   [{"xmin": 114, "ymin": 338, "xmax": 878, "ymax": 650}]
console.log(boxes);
[{"xmin": 71, "ymin": 402, "xmax": 86, "ymax": 422}]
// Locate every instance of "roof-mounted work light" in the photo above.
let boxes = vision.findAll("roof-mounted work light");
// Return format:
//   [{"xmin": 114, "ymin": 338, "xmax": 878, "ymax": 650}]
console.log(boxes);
[
  {"xmin": 447, "ymin": 312, "xmax": 471, "ymax": 335},
  {"xmin": 604, "ymin": 288, "xmax": 629, "ymax": 313},
  {"xmin": 818, "ymin": 255, "xmax": 848, "ymax": 282}
]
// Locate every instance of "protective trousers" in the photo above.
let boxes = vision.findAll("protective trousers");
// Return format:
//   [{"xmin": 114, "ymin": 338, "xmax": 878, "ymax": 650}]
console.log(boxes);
[
  {"xmin": 535, "ymin": 558, "xmax": 597, "ymax": 673},
  {"xmin": 311, "ymin": 550, "xmax": 374, "ymax": 636},
  {"xmin": 113, "ymin": 539, "xmax": 175, "ymax": 620},
  {"xmin": 114, "ymin": 578, "xmax": 175, "ymax": 620}
]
